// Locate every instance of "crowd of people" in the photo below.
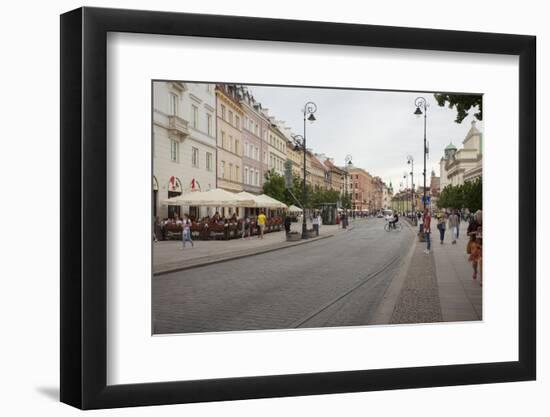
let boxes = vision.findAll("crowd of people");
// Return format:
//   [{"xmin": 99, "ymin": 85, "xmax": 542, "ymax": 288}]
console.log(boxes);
[
  {"xmin": 419, "ymin": 208, "xmax": 483, "ymax": 286},
  {"xmin": 153, "ymin": 211, "xmax": 283, "ymax": 247}
]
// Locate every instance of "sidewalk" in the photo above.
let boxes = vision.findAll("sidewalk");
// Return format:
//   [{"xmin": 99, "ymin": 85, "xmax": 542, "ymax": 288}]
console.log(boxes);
[
  {"xmin": 153, "ymin": 220, "xmax": 357, "ymax": 275},
  {"xmin": 431, "ymin": 221, "xmax": 482, "ymax": 321},
  {"xmin": 377, "ymin": 219, "xmax": 482, "ymax": 324}
]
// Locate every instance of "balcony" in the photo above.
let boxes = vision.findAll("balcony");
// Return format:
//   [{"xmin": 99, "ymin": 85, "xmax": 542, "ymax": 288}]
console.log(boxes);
[{"xmin": 167, "ymin": 115, "xmax": 190, "ymax": 138}]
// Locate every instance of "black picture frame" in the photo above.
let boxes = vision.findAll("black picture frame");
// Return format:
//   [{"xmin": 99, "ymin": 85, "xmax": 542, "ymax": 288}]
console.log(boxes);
[{"xmin": 60, "ymin": 6, "xmax": 536, "ymax": 410}]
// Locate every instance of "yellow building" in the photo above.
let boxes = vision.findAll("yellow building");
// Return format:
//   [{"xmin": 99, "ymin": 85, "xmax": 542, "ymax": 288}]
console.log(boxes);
[{"xmin": 216, "ymin": 84, "xmax": 244, "ymax": 193}]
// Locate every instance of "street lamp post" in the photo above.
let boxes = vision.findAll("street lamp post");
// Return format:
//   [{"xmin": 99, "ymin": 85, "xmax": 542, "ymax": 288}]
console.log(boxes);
[
  {"xmin": 414, "ymin": 97, "xmax": 428, "ymax": 211},
  {"xmin": 407, "ymin": 155, "xmax": 415, "ymax": 216},
  {"xmin": 298, "ymin": 102, "xmax": 317, "ymax": 239}
]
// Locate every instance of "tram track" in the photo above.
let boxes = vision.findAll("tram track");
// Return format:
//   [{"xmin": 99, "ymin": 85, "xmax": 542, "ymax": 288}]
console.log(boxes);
[{"xmin": 290, "ymin": 253, "xmax": 403, "ymax": 328}]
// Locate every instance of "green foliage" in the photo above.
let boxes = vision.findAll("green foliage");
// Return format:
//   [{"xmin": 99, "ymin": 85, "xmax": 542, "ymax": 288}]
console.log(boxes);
[
  {"xmin": 263, "ymin": 170, "xmax": 348, "ymax": 209},
  {"xmin": 341, "ymin": 192, "xmax": 352, "ymax": 209},
  {"xmin": 434, "ymin": 93, "xmax": 482, "ymax": 124},
  {"xmin": 262, "ymin": 169, "xmax": 286, "ymax": 203},
  {"xmin": 437, "ymin": 177, "xmax": 482, "ymax": 212}
]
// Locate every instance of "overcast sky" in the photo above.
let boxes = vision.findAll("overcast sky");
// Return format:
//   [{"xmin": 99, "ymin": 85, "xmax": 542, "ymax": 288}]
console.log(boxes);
[{"xmin": 249, "ymin": 85, "xmax": 482, "ymax": 192}]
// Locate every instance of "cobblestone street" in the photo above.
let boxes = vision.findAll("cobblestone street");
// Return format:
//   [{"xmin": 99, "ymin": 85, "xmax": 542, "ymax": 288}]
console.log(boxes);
[
  {"xmin": 153, "ymin": 218, "xmax": 415, "ymax": 333},
  {"xmin": 152, "ymin": 218, "xmax": 482, "ymax": 334}
]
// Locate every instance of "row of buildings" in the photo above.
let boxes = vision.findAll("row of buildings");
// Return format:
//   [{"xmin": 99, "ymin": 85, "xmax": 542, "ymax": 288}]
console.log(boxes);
[
  {"xmin": 391, "ymin": 120, "xmax": 483, "ymax": 213},
  {"xmin": 153, "ymin": 81, "xmax": 393, "ymax": 219}
]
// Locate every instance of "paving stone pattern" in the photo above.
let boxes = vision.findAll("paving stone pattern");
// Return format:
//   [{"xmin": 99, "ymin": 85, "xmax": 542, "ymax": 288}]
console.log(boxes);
[
  {"xmin": 390, "ymin": 241, "xmax": 443, "ymax": 324},
  {"xmin": 153, "ymin": 219, "xmax": 415, "ymax": 334}
]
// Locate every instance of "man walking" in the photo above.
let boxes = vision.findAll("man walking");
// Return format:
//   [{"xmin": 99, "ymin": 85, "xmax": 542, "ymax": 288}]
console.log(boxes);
[
  {"xmin": 312, "ymin": 211, "xmax": 320, "ymax": 236},
  {"xmin": 257, "ymin": 211, "xmax": 266, "ymax": 239},
  {"xmin": 181, "ymin": 214, "xmax": 194, "ymax": 249},
  {"xmin": 423, "ymin": 208, "xmax": 431, "ymax": 254},
  {"xmin": 448, "ymin": 209, "xmax": 460, "ymax": 244}
]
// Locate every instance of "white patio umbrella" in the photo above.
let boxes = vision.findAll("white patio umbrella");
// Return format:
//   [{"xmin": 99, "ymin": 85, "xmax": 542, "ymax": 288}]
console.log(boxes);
[
  {"xmin": 288, "ymin": 204, "xmax": 303, "ymax": 213},
  {"xmin": 255, "ymin": 194, "xmax": 288, "ymax": 209},
  {"xmin": 236, "ymin": 191, "xmax": 261, "ymax": 207},
  {"xmin": 162, "ymin": 188, "xmax": 255, "ymax": 207}
]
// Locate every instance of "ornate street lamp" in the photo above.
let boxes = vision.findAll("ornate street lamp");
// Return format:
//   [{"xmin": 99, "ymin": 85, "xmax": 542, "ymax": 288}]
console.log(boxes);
[
  {"xmin": 407, "ymin": 155, "xmax": 415, "ymax": 216},
  {"xmin": 293, "ymin": 102, "xmax": 317, "ymax": 239},
  {"xmin": 414, "ymin": 97, "xmax": 428, "ymax": 211}
]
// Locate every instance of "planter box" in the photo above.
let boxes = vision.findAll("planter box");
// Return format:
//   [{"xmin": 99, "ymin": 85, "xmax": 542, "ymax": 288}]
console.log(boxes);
[{"xmin": 286, "ymin": 233, "xmax": 301, "ymax": 242}]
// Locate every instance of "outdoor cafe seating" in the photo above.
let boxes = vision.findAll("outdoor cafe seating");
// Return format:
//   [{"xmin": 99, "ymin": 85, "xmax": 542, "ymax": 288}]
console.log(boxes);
[{"xmin": 160, "ymin": 217, "xmax": 284, "ymax": 241}]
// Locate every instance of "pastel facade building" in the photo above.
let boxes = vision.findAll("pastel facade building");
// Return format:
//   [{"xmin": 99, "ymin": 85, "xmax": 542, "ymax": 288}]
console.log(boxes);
[
  {"xmin": 239, "ymin": 87, "xmax": 264, "ymax": 194},
  {"xmin": 152, "ymin": 81, "xmax": 217, "ymax": 219},
  {"xmin": 216, "ymin": 84, "xmax": 244, "ymax": 193},
  {"xmin": 267, "ymin": 119, "xmax": 288, "ymax": 176},
  {"xmin": 348, "ymin": 166, "xmax": 373, "ymax": 212}
]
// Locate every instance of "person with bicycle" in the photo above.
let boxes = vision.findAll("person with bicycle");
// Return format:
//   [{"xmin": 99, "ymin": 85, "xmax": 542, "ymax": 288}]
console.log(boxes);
[{"xmin": 389, "ymin": 212, "xmax": 399, "ymax": 229}]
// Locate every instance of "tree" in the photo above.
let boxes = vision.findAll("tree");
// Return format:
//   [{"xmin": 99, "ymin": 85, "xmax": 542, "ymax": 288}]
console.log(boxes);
[
  {"xmin": 434, "ymin": 93, "xmax": 482, "ymax": 124},
  {"xmin": 462, "ymin": 177, "xmax": 482, "ymax": 212},
  {"xmin": 262, "ymin": 169, "xmax": 286, "ymax": 203},
  {"xmin": 437, "ymin": 177, "xmax": 482, "ymax": 212}
]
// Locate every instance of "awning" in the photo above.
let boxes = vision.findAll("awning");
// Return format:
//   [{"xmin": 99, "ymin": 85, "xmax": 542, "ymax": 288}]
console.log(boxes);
[
  {"xmin": 235, "ymin": 192, "xmax": 288, "ymax": 209},
  {"xmin": 162, "ymin": 188, "xmax": 256, "ymax": 207},
  {"xmin": 255, "ymin": 194, "xmax": 288, "ymax": 209},
  {"xmin": 288, "ymin": 204, "xmax": 303, "ymax": 212}
]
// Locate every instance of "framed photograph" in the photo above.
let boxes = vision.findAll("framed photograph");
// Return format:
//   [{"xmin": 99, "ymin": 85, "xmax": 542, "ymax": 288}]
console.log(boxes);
[{"xmin": 60, "ymin": 7, "xmax": 536, "ymax": 409}]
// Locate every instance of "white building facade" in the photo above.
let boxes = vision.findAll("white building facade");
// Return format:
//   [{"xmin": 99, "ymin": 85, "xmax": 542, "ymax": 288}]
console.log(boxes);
[
  {"xmin": 153, "ymin": 81, "xmax": 217, "ymax": 219},
  {"xmin": 440, "ymin": 120, "xmax": 483, "ymax": 189}
]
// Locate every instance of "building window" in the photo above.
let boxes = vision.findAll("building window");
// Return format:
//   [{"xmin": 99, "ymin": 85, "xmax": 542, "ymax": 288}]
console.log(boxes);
[
  {"xmin": 228, "ymin": 110, "xmax": 234, "ymax": 126},
  {"xmin": 255, "ymin": 170, "xmax": 259, "ymax": 186},
  {"xmin": 235, "ymin": 165, "xmax": 240, "ymax": 181},
  {"xmin": 170, "ymin": 140, "xmax": 179, "ymax": 162},
  {"xmin": 221, "ymin": 104, "xmax": 226, "ymax": 120},
  {"xmin": 254, "ymin": 124, "xmax": 259, "ymax": 136},
  {"xmin": 221, "ymin": 161, "xmax": 225, "ymax": 179},
  {"xmin": 254, "ymin": 147, "xmax": 259, "ymax": 161},
  {"xmin": 229, "ymin": 135, "xmax": 233, "ymax": 152},
  {"xmin": 235, "ymin": 139, "xmax": 240, "ymax": 155},
  {"xmin": 235, "ymin": 115, "xmax": 240, "ymax": 129},
  {"xmin": 228, "ymin": 163, "xmax": 233, "ymax": 180},
  {"xmin": 221, "ymin": 131, "xmax": 226, "ymax": 148},
  {"xmin": 207, "ymin": 113, "xmax": 212, "ymax": 136},
  {"xmin": 169, "ymin": 93, "xmax": 178, "ymax": 115},
  {"xmin": 206, "ymin": 152, "xmax": 213, "ymax": 171},
  {"xmin": 192, "ymin": 147, "xmax": 199, "ymax": 167},
  {"xmin": 244, "ymin": 167, "xmax": 249, "ymax": 184},
  {"xmin": 192, "ymin": 105, "xmax": 198, "ymax": 128}
]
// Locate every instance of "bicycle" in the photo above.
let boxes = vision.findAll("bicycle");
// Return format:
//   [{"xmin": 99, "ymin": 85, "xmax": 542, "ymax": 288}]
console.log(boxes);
[{"xmin": 384, "ymin": 222, "xmax": 402, "ymax": 232}]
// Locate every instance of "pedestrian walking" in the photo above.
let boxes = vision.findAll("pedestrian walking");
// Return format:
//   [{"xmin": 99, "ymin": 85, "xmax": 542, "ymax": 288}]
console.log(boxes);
[
  {"xmin": 437, "ymin": 213, "xmax": 446, "ymax": 244},
  {"xmin": 241, "ymin": 216, "xmax": 251, "ymax": 239},
  {"xmin": 257, "ymin": 211, "xmax": 266, "ymax": 239},
  {"xmin": 423, "ymin": 208, "xmax": 432, "ymax": 254},
  {"xmin": 448, "ymin": 210, "xmax": 460, "ymax": 244},
  {"xmin": 181, "ymin": 215, "xmax": 194, "ymax": 248},
  {"xmin": 284, "ymin": 214, "xmax": 291, "ymax": 235},
  {"xmin": 312, "ymin": 211, "xmax": 320, "ymax": 236},
  {"xmin": 467, "ymin": 210, "xmax": 482, "ymax": 281}
]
